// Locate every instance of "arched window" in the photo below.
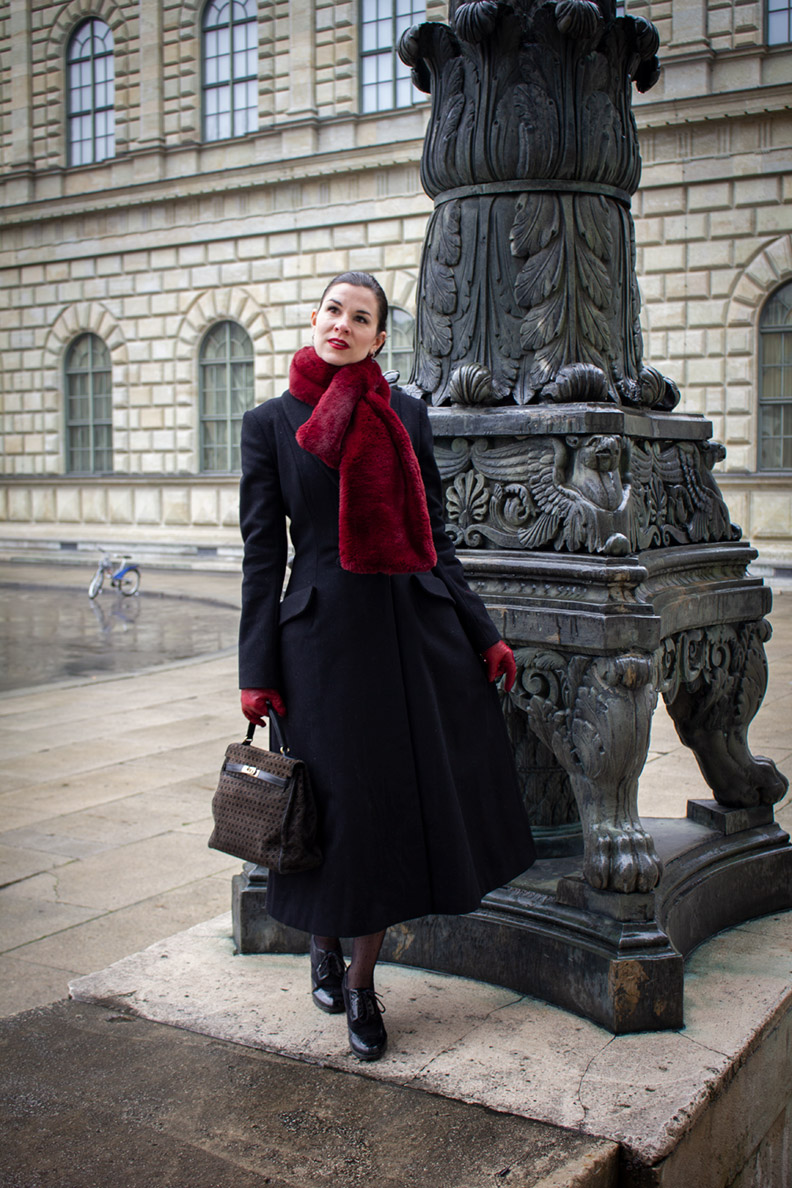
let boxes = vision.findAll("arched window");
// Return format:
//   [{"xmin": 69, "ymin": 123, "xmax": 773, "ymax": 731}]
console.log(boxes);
[
  {"xmin": 360, "ymin": 1, "xmax": 425, "ymax": 113},
  {"xmin": 200, "ymin": 321, "xmax": 254, "ymax": 472},
  {"xmin": 758, "ymin": 280, "xmax": 792, "ymax": 470},
  {"xmin": 202, "ymin": 0, "xmax": 258, "ymax": 141},
  {"xmin": 767, "ymin": 0, "xmax": 792, "ymax": 44},
  {"xmin": 65, "ymin": 334, "xmax": 113, "ymax": 473},
  {"xmin": 381, "ymin": 307, "xmax": 415, "ymax": 382},
  {"xmin": 67, "ymin": 19, "xmax": 115, "ymax": 166}
]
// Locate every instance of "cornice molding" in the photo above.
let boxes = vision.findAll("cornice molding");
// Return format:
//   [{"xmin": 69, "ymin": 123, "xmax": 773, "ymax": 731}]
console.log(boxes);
[
  {"xmin": 0, "ymin": 133, "xmax": 430, "ymax": 228},
  {"xmin": 1, "ymin": 69, "xmax": 790, "ymax": 224},
  {"xmin": 634, "ymin": 81, "xmax": 792, "ymax": 128}
]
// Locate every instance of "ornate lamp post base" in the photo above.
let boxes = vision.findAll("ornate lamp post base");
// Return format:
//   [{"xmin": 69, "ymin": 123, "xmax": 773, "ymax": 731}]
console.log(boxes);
[
  {"xmin": 232, "ymin": 3, "xmax": 791, "ymax": 1036},
  {"xmin": 233, "ymin": 803, "xmax": 792, "ymax": 1034},
  {"xmin": 232, "ymin": 398, "xmax": 791, "ymax": 1031}
]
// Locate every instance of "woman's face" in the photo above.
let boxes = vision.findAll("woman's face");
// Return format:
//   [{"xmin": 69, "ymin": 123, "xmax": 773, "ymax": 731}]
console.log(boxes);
[{"xmin": 311, "ymin": 284, "xmax": 387, "ymax": 366}]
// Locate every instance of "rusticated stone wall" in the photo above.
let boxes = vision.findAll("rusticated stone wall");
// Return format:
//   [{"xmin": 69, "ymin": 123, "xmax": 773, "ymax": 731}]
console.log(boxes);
[{"xmin": 0, "ymin": 1, "xmax": 790, "ymax": 561}]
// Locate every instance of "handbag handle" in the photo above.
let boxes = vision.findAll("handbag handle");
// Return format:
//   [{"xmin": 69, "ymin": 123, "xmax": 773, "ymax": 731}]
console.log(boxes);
[{"xmin": 244, "ymin": 708, "xmax": 289, "ymax": 754}]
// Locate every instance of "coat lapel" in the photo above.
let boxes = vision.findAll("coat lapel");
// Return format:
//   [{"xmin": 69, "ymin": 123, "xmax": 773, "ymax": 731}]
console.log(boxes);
[
  {"xmin": 281, "ymin": 390, "xmax": 313, "ymax": 433},
  {"xmin": 280, "ymin": 391, "xmax": 340, "ymax": 486}
]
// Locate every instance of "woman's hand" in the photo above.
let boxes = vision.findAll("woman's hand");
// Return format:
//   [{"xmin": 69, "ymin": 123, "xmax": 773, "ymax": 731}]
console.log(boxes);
[
  {"xmin": 240, "ymin": 688, "xmax": 287, "ymax": 725},
  {"xmin": 481, "ymin": 641, "xmax": 517, "ymax": 692}
]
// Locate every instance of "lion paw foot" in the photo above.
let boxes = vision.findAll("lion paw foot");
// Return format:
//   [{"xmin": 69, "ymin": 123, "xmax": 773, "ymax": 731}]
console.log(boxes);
[
  {"xmin": 753, "ymin": 757, "xmax": 789, "ymax": 806},
  {"xmin": 584, "ymin": 821, "xmax": 662, "ymax": 894}
]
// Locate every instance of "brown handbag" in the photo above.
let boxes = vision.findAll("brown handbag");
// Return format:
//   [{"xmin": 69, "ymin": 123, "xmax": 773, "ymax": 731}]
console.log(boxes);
[{"xmin": 208, "ymin": 713, "xmax": 322, "ymax": 873}]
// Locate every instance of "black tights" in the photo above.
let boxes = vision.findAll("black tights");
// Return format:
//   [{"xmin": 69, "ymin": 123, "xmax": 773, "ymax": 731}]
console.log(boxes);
[{"xmin": 314, "ymin": 931, "xmax": 385, "ymax": 989}]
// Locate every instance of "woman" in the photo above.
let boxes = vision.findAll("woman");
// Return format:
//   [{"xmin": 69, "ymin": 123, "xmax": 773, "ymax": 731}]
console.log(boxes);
[{"xmin": 238, "ymin": 272, "xmax": 535, "ymax": 1062}]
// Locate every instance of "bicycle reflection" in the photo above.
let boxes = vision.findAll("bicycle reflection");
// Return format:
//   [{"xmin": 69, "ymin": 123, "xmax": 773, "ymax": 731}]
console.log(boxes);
[
  {"xmin": 0, "ymin": 584, "xmax": 238, "ymax": 692},
  {"xmin": 89, "ymin": 591, "xmax": 142, "ymax": 634}
]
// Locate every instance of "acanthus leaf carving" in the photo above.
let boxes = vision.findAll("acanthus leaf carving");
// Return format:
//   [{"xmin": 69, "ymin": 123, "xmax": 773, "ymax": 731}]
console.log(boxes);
[
  {"xmin": 435, "ymin": 197, "xmax": 462, "ymax": 267},
  {"xmin": 425, "ymin": 263, "xmax": 457, "ymax": 319},
  {"xmin": 512, "ymin": 81, "xmax": 559, "ymax": 178},
  {"xmin": 512, "ymin": 192, "xmax": 616, "ymax": 394},
  {"xmin": 404, "ymin": 5, "xmax": 666, "ymax": 408},
  {"xmin": 416, "ymin": 203, "xmax": 463, "ymax": 389},
  {"xmin": 576, "ymin": 192, "xmax": 613, "ymax": 261}
]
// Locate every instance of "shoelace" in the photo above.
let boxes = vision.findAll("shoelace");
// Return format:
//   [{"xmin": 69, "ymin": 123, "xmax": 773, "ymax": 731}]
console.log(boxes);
[
  {"xmin": 347, "ymin": 986, "xmax": 386, "ymax": 1022},
  {"xmin": 314, "ymin": 949, "xmax": 344, "ymax": 982}
]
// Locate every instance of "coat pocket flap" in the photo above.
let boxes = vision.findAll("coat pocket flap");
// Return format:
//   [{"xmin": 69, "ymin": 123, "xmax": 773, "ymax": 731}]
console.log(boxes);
[
  {"xmin": 279, "ymin": 585, "xmax": 315, "ymax": 625},
  {"xmin": 412, "ymin": 572, "xmax": 454, "ymax": 603}
]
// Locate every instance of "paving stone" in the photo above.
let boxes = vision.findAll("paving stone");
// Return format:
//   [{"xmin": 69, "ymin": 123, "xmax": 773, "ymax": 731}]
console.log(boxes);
[
  {"xmin": 16, "ymin": 831, "xmax": 238, "ymax": 913},
  {"xmin": 0, "ymin": 890, "xmax": 100, "ymax": 952},
  {"xmin": 0, "ymin": 956, "xmax": 81, "ymax": 1017},
  {"xmin": 0, "ymin": 826, "xmax": 112, "ymax": 859},
  {"xmin": 0, "ymin": 841, "xmax": 75, "ymax": 885},
  {"xmin": 12, "ymin": 875, "xmax": 234, "ymax": 975}
]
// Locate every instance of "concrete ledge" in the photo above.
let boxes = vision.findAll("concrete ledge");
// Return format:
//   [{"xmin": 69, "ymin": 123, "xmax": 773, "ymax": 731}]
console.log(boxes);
[
  {"xmin": 70, "ymin": 908, "xmax": 792, "ymax": 1186},
  {"xmin": 1, "ymin": 999, "xmax": 618, "ymax": 1188}
]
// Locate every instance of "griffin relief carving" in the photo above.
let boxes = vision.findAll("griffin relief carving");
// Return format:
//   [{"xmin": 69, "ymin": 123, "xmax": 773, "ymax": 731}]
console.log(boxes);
[{"xmin": 435, "ymin": 433, "xmax": 736, "ymax": 555}]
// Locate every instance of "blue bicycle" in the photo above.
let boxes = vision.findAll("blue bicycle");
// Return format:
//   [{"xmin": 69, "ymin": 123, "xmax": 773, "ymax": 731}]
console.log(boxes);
[{"xmin": 88, "ymin": 553, "xmax": 141, "ymax": 599}]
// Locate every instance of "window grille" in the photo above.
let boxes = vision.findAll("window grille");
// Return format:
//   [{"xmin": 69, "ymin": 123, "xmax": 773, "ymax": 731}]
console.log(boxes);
[
  {"xmin": 67, "ymin": 19, "xmax": 115, "ymax": 166},
  {"xmin": 758, "ymin": 281, "xmax": 792, "ymax": 470},
  {"xmin": 203, "ymin": 0, "xmax": 258, "ymax": 141},
  {"xmin": 65, "ymin": 334, "xmax": 113, "ymax": 473},
  {"xmin": 200, "ymin": 321, "xmax": 254, "ymax": 471},
  {"xmin": 381, "ymin": 307, "xmax": 415, "ymax": 382},
  {"xmin": 768, "ymin": 0, "xmax": 792, "ymax": 44},
  {"xmin": 360, "ymin": 0, "xmax": 425, "ymax": 114}
]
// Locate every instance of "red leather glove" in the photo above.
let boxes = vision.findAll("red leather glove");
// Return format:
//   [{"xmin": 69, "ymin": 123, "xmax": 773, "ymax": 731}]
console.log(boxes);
[
  {"xmin": 481, "ymin": 640, "xmax": 517, "ymax": 693},
  {"xmin": 240, "ymin": 688, "xmax": 287, "ymax": 725}
]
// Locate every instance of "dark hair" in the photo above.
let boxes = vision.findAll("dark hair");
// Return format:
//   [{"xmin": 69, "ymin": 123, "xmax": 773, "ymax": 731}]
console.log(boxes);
[{"xmin": 318, "ymin": 272, "xmax": 389, "ymax": 336}]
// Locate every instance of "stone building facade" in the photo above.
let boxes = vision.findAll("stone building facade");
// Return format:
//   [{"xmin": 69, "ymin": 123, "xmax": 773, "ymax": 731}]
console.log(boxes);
[
  {"xmin": 629, "ymin": 0, "xmax": 792, "ymax": 571},
  {"xmin": 0, "ymin": 1, "xmax": 790, "ymax": 567}
]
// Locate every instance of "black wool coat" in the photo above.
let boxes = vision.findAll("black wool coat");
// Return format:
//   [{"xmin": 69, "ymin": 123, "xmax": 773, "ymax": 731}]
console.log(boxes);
[{"xmin": 238, "ymin": 384, "xmax": 536, "ymax": 937}]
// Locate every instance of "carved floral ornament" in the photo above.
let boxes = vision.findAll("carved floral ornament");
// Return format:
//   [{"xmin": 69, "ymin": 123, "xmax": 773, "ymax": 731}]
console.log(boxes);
[
  {"xmin": 435, "ymin": 432, "xmax": 738, "ymax": 556},
  {"xmin": 399, "ymin": 1, "xmax": 675, "ymax": 411}
]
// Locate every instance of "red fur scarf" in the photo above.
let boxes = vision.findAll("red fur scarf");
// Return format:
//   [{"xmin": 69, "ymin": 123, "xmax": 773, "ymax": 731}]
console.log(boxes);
[{"xmin": 290, "ymin": 346, "xmax": 437, "ymax": 575}]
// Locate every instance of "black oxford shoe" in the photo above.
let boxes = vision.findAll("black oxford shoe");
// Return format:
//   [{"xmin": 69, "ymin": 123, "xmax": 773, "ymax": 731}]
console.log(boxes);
[
  {"xmin": 342, "ymin": 971, "xmax": 387, "ymax": 1061},
  {"xmin": 310, "ymin": 937, "xmax": 345, "ymax": 1014}
]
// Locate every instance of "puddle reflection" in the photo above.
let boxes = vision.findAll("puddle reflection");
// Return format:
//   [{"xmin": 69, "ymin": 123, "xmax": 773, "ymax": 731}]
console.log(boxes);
[{"xmin": 0, "ymin": 587, "xmax": 239, "ymax": 692}]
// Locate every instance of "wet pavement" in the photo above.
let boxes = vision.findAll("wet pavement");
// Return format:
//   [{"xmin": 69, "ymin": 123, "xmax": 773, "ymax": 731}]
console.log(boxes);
[{"xmin": 0, "ymin": 563, "xmax": 241, "ymax": 693}]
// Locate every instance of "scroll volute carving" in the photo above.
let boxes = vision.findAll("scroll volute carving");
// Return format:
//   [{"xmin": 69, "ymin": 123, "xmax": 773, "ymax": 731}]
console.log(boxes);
[{"xmin": 400, "ymin": 1, "xmax": 675, "ymax": 410}]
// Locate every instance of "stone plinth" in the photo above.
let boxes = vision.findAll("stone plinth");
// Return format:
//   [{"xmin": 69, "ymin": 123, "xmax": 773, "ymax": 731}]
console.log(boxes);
[{"xmin": 69, "ymin": 907, "xmax": 792, "ymax": 1185}]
